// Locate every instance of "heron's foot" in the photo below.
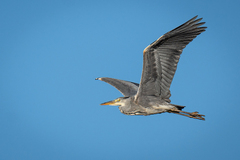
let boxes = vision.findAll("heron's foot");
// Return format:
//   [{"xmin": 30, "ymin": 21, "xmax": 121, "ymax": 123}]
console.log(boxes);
[
  {"xmin": 168, "ymin": 109, "xmax": 205, "ymax": 120},
  {"xmin": 188, "ymin": 111, "xmax": 205, "ymax": 120}
]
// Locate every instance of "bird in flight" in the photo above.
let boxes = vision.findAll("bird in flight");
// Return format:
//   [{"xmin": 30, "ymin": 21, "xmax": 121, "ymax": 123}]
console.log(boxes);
[{"xmin": 96, "ymin": 16, "xmax": 206, "ymax": 120}]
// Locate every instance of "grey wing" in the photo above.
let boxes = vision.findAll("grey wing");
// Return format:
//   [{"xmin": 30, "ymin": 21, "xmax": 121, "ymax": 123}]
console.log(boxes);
[
  {"xmin": 95, "ymin": 77, "xmax": 139, "ymax": 97},
  {"xmin": 136, "ymin": 16, "xmax": 206, "ymax": 103}
]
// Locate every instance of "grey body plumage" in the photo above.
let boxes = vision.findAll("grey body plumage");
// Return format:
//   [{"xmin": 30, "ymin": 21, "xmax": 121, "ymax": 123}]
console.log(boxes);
[{"xmin": 96, "ymin": 16, "xmax": 206, "ymax": 120}]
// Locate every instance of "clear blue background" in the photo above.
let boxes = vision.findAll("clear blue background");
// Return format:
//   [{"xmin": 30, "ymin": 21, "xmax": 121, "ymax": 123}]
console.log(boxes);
[{"xmin": 1, "ymin": 0, "xmax": 240, "ymax": 159}]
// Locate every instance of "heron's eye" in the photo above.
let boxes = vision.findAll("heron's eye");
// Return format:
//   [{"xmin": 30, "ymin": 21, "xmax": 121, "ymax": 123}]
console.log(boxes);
[{"xmin": 115, "ymin": 98, "xmax": 120, "ymax": 102}]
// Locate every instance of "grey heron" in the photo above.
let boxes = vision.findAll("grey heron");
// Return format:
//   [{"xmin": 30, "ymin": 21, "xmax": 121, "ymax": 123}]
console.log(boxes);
[{"xmin": 96, "ymin": 16, "xmax": 206, "ymax": 120}]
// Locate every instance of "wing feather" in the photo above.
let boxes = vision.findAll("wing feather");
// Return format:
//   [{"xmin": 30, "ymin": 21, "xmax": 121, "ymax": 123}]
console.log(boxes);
[
  {"xmin": 135, "ymin": 16, "xmax": 206, "ymax": 103},
  {"xmin": 96, "ymin": 77, "xmax": 139, "ymax": 97}
]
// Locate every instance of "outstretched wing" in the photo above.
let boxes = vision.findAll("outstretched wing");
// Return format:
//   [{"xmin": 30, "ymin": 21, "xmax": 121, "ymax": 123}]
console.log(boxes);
[
  {"xmin": 136, "ymin": 16, "xmax": 206, "ymax": 103},
  {"xmin": 95, "ymin": 77, "xmax": 139, "ymax": 97}
]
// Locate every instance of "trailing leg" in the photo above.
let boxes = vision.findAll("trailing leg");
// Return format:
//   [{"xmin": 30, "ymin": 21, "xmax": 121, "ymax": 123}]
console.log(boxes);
[{"xmin": 168, "ymin": 108, "xmax": 205, "ymax": 120}]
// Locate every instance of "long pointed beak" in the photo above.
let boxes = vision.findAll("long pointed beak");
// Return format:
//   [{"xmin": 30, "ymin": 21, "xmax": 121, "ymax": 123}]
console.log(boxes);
[{"xmin": 100, "ymin": 100, "xmax": 116, "ymax": 106}]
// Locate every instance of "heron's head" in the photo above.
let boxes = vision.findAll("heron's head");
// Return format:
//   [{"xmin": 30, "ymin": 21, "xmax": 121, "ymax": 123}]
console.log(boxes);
[{"xmin": 100, "ymin": 97, "xmax": 129, "ymax": 106}]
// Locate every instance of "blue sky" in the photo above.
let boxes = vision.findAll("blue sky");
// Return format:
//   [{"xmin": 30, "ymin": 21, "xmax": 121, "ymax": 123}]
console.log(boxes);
[{"xmin": 1, "ymin": 0, "xmax": 240, "ymax": 159}]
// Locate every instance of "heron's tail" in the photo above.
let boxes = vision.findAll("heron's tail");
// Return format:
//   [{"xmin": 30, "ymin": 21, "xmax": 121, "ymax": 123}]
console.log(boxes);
[{"xmin": 172, "ymin": 104, "xmax": 185, "ymax": 110}]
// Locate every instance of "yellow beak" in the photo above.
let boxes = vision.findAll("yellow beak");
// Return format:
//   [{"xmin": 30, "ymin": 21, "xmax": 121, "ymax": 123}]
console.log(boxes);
[{"xmin": 100, "ymin": 100, "xmax": 116, "ymax": 105}]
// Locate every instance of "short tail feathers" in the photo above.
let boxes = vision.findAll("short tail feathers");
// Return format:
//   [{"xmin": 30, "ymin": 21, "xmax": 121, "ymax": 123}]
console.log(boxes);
[{"xmin": 172, "ymin": 104, "xmax": 185, "ymax": 111}]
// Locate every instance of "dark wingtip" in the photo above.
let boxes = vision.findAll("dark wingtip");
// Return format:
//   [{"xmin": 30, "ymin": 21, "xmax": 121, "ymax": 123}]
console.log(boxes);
[
  {"xmin": 95, "ymin": 77, "xmax": 102, "ymax": 80},
  {"xmin": 189, "ymin": 15, "xmax": 198, "ymax": 21}
]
